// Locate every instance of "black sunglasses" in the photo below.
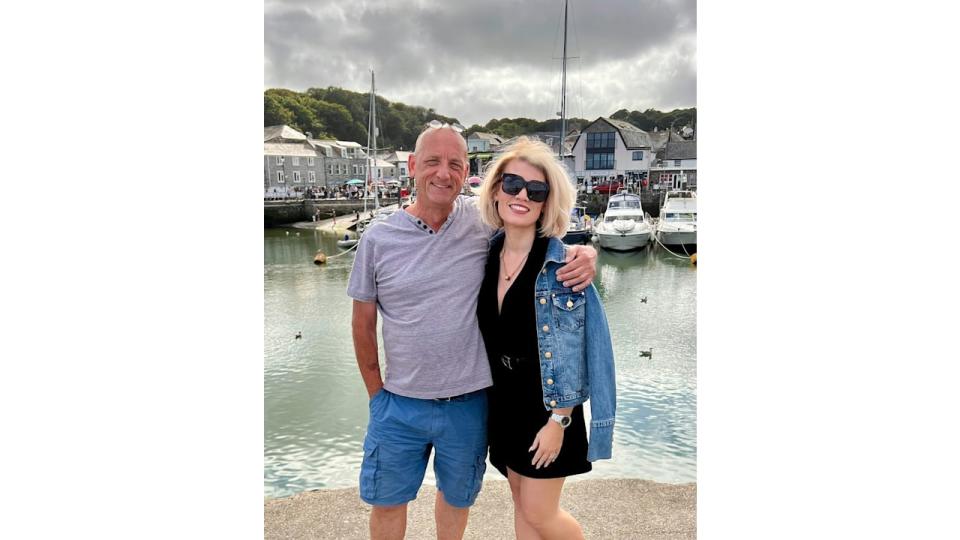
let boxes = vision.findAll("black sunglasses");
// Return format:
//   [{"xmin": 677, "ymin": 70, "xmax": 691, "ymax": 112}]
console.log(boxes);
[{"xmin": 500, "ymin": 173, "xmax": 550, "ymax": 202}]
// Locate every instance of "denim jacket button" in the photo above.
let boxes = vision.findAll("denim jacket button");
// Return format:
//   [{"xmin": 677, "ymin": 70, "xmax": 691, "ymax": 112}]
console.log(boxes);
[
  {"xmin": 547, "ymin": 378, "xmax": 554, "ymax": 385},
  {"xmin": 544, "ymin": 352, "xmax": 552, "ymax": 359},
  {"xmin": 550, "ymin": 400, "xmax": 557, "ymax": 407},
  {"xmin": 542, "ymin": 325, "xmax": 549, "ymax": 332},
  {"xmin": 539, "ymin": 298, "xmax": 547, "ymax": 305},
  {"xmin": 566, "ymin": 300, "xmax": 574, "ymax": 308}
]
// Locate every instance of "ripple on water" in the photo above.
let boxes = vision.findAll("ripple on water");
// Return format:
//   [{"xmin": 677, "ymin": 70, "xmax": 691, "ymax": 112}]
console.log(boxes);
[{"xmin": 265, "ymin": 234, "xmax": 697, "ymax": 496}]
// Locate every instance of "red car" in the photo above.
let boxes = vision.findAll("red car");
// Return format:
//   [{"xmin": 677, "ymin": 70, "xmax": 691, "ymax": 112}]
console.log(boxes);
[{"xmin": 592, "ymin": 180, "xmax": 623, "ymax": 194}]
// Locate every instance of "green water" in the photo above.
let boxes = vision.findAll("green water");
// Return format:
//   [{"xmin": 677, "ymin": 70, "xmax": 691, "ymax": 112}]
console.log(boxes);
[{"xmin": 265, "ymin": 227, "xmax": 696, "ymax": 498}]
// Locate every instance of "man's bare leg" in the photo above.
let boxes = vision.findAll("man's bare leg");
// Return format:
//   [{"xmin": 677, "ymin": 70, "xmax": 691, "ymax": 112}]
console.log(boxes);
[
  {"xmin": 371, "ymin": 504, "xmax": 407, "ymax": 540},
  {"xmin": 435, "ymin": 490, "xmax": 470, "ymax": 540}
]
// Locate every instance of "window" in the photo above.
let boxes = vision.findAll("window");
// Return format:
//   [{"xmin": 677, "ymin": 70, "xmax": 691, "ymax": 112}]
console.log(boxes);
[
  {"xmin": 352, "ymin": 165, "xmax": 358, "ymax": 175},
  {"xmin": 585, "ymin": 153, "xmax": 614, "ymax": 170},
  {"xmin": 292, "ymin": 156, "xmax": 300, "ymax": 166},
  {"xmin": 605, "ymin": 214, "xmax": 642, "ymax": 222},
  {"xmin": 275, "ymin": 156, "xmax": 283, "ymax": 165},
  {"xmin": 327, "ymin": 164, "xmax": 333, "ymax": 175},
  {"xmin": 308, "ymin": 171, "xmax": 316, "ymax": 183},
  {"xmin": 586, "ymin": 131, "xmax": 616, "ymax": 149},
  {"xmin": 293, "ymin": 171, "xmax": 301, "ymax": 183},
  {"xmin": 308, "ymin": 157, "xmax": 314, "ymax": 166},
  {"xmin": 585, "ymin": 131, "xmax": 616, "ymax": 170},
  {"xmin": 632, "ymin": 151, "xmax": 644, "ymax": 161},
  {"xmin": 276, "ymin": 171, "xmax": 284, "ymax": 183}
]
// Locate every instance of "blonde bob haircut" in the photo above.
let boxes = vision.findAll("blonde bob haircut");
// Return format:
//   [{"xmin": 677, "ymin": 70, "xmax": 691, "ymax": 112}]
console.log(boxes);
[{"xmin": 477, "ymin": 136, "xmax": 575, "ymax": 238}]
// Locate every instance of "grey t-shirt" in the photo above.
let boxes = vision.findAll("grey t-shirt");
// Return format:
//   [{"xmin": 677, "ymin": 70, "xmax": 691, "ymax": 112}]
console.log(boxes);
[{"xmin": 346, "ymin": 197, "xmax": 495, "ymax": 399}]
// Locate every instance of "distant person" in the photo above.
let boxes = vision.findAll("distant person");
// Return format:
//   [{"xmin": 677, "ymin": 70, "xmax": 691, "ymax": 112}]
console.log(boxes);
[
  {"xmin": 347, "ymin": 123, "xmax": 598, "ymax": 540},
  {"xmin": 475, "ymin": 137, "xmax": 616, "ymax": 540}
]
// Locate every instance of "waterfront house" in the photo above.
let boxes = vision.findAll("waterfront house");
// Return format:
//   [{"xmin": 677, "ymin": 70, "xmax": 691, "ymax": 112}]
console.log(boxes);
[
  {"xmin": 383, "ymin": 151, "xmax": 412, "ymax": 184},
  {"xmin": 650, "ymin": 136, "xmax": 697, "ymax": 190},
  {"xmin": 372, "ymin": 158, "xmax": 396, "ymax": 181},
  {"xmin": 264, "ymin": 125, "xmax": 325, "ymax": 198},
  {"xmin": 467, "ymin": 132, "xmax": 504, "ymax": 175},
  {"xmin": 310, "ymin": 139, "xmax": 368, "ymax": 188},
  {"xmin": 466, "ymin": 132, "xmax": 503, "ymax": 152},
  {"xmin": 571, "ymin": 117, "xmax": 654, "ymax": 187}
]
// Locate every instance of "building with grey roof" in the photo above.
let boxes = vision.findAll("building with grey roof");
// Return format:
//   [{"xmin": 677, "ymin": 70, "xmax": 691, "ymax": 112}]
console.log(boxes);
[
  {"xmin": 263, "ymin": 125, "xmax": 371, "ymax": 197},
  {"xmin": 570, "ymin": 117, "xmax": 654, "ymax": 186},
  {"xmin": 264, "ymin": 125, "xmax": 325, "ymax": 198},
  {"xmin": 310, "ymin": 139, "xmax": 369, "ymax": 187},
  {"xmin": 650, "ymin": 136, "xmax": 697, "ymax": 191},
  {"xmin": 466, "ymin": 132, "xmax": 503, "ymax": 152}
]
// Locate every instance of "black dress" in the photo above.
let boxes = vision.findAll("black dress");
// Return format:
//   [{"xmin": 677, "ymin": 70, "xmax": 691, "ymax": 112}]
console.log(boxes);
[{"xmin": 477, "ymin": 235, "xmax": 591, "ymax": 479}]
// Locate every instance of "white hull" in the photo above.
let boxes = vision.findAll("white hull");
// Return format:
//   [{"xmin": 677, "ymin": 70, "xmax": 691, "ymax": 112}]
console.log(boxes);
[
  {"xmin": 657, "ymin": 230, "xmax": 697, "ymax": 246},
  {"xmin": 596, "ymin": 231, "xmax": 652, "ymax": 251}
]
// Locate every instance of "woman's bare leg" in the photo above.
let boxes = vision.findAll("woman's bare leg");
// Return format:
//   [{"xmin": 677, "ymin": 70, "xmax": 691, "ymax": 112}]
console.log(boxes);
[
  {"xmin": 515, "ymin": 473, "xmax": 584, "ymax": 540},
  {"xmin": 506, "ymin": 467, "xmax": 543, "ymax": 540}
]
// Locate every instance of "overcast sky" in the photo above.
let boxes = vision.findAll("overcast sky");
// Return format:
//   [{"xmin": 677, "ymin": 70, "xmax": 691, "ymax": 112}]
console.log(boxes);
[{"xmin": 265, "ymin": 0, "xmax": 696, "ymax": 127}]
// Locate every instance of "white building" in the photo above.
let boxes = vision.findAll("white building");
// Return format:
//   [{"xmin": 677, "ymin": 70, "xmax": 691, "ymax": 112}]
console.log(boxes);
[
  {"xmin": 372, "ymin": 158, "xmax": 396, "ymax": 180},
  {"xmin": 571, "ymin": 118, "xmax": 653, "ymax": 184},
  {"xmin": 466, "ymin": 132, "xmax": 503, "ymax": 152},
  {"xmin": 383, "ymin": 151, "xmax": 413, "ymax": 183}
]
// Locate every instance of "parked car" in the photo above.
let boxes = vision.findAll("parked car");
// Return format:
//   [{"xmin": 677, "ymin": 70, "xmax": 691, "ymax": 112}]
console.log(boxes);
[{"xmin": 592, "ymin": 180, "xmax": 624, "ymax": 194}]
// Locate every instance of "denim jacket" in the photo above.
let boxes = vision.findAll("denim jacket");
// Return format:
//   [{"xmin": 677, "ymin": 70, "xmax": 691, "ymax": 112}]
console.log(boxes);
[{"xmin": 490, "ymin": 232, "xmax": 617, "ymax": 461}]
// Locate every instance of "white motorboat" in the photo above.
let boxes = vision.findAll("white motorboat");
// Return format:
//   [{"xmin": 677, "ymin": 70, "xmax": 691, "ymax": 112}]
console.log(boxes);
[
  {"xmin": 336, "ymin": 236, "xmax": 359, "ymax": 249},
  {"xmin": 594, "ymin": 190, "xmax": 653, "ymax": 251},
  {"xmin": 655, "ymin": 190, "xmax": 697, "ymax": 250}
]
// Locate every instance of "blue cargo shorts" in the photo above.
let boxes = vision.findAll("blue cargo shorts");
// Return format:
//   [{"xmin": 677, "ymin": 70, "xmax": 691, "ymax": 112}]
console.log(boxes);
[{"xmin": 359, "ymin": 388, "xmax": 488, "ymax": 508}]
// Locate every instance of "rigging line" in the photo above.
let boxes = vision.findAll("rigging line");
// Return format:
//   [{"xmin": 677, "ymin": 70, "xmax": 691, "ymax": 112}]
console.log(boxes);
[
  {"xmin": 652, "ymin": 230, "xmax": 693, "ymax": 259},
  {"xmin": 547, "ymin": 0, "xmax": 565, "ymax": 124},
  {"xmin": 326, "ymin": 240, "xmax": 360, "ymax": 258},
  {"xmin": 568, "ymin": 0, "xmax": 585, "ymax": 121}
]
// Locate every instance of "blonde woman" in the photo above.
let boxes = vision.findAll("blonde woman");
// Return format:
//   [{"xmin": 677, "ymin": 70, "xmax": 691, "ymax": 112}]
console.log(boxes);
[{"xmin": 476, "ymin": 137, "xmax": 617, "ymax": 539}]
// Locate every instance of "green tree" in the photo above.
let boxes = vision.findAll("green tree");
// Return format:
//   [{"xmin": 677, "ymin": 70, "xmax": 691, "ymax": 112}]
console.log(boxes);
[{"xmin": 264, "ymin": 94, "xmax": 294, "ymax": 127}]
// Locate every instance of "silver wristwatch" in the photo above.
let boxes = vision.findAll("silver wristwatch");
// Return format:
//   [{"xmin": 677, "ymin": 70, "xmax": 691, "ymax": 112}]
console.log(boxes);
[{"xmin": 550, "ymin": 413, "xmax": 572, "ymax": 429}]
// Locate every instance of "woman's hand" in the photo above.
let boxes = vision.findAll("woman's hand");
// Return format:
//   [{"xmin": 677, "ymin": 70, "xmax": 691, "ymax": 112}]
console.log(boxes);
[{"xmin": 529, "ymin": 421, "xmax": 565, "ymax": 469}]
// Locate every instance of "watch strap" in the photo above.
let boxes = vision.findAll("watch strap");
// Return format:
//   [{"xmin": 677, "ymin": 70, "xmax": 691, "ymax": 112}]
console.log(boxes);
[{"xmin": 550, "ymin": 412, "xmax": 572, "ymax": 429}]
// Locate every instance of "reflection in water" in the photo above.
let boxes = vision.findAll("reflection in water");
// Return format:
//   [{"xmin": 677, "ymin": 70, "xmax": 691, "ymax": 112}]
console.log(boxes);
[{"xmin": 265, "ymin": 229, "xmax": 696, "ymax": 497}]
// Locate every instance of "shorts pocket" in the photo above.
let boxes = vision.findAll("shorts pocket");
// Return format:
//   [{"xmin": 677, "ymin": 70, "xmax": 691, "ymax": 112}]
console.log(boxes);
[
  {"xmin": 465, "ymin": 454, "xmax": 486, "ymax": 502},
  {"xmin": 359, "ymin": 442, "xmax": 380, "ymax": 500},
  {"xmin": 368, "ymin": 388, "xmax": 388, "ymax": 417}
]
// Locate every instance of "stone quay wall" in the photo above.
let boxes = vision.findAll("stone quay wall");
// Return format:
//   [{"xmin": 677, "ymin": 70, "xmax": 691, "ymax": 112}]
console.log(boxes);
[
  {"xmin": 264, "ymin": 198, "xmax": 403, "ymax": 227},
  {"xmin": 581, "ymin": 190, "xmax": 665, "ymax": 218}
]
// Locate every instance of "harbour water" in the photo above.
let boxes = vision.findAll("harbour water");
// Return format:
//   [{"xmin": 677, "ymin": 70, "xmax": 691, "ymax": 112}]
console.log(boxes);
[{"xmin": 265, "ymin": 227, "xmax": 696, "ymax": 498}]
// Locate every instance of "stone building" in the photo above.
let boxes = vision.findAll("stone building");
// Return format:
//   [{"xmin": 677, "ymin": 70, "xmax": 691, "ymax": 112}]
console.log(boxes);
[{"xmin": 263, "ymin": 125, "xmax": 324, "ymax": 198}]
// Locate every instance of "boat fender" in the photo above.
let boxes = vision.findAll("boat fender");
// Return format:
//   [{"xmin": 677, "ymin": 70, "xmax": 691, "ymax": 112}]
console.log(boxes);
[{"xmin": 313, "ymin": 251, "xmax": 327, "ymax": 265}]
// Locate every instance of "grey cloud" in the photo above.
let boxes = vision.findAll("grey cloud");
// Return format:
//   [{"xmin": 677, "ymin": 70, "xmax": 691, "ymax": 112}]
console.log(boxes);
[{"xmin": 265, "ymin": 0, "xmax": 695, "ymax": 126}]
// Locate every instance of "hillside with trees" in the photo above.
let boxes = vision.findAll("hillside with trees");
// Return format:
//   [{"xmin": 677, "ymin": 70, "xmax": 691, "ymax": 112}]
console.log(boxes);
[{"xmin": 264, "ymin": 87, "xmax": 696, "ymax": 149}]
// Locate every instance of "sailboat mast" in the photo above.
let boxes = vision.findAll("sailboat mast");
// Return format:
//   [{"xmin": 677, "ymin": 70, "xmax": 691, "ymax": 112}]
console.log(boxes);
[
  {"xmin": 372, "ymin": 71, "xmax": 380, "ymax": 211},
  {"xmin": 559, "ymin": 0, "xmax": 568, "ymax": 158},
  {"xmin": 364, "ymin": 72, "xmax": 375, "ymax": 214}
]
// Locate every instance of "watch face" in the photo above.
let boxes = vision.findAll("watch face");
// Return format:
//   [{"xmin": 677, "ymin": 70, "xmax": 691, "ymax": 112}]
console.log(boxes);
[{"xmin": 561, "ymin": 416, "xmax": 571, "ymax": 427}]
